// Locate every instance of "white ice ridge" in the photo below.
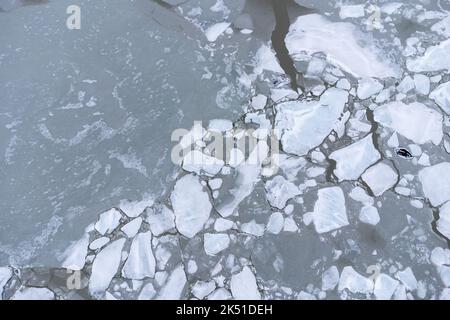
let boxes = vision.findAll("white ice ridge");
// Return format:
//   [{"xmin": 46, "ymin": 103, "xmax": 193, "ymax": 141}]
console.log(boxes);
[
  {"xmin": 170, "ymin": 174, "xmax": 212, "ymax": 238},
  {"xmin": 418, "ymin": 162, "xmax": 450, "ymax": 206},
  {"xmin": 285, "ymin": 14, "xmax": 400, "ymax": 78},
  {"xmin": 330, "ymin": 134, "xmax": 381, "ymax": 181},
  {"xmin": 122, "ymin": 231, "xmax": 155, "ymax": 280},
  {"xmin": 89, "ymin": 238, "xmax": 126, "ymax": 296},
  {"xmin": 275, "ymin": 88, "xmax": 348, "ymax": 156},
  {"xmin": 312, "ymin": 187, "xmax": 349, "ymax": 234},
  {"xmin": 406, "ymin": 39, "xmax": 450, "ymax": 73},
  {"xmin": 374, "ymin": 101, "xmax": 443, "ymax": 145}
]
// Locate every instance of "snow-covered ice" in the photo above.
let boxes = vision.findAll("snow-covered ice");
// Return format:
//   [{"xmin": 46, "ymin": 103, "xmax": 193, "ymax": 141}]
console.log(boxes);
[
  {"xmin": 419, "ymin": 163, "xmax": 450, "ymax": 206},
  {"xmin": 361, "ymin": 162, "xmax": 398, "ymax": 196},
  {"xmin": 312, "ymin": 187, "xmax": 349, "ymax": 234},
  {"xmin": 230, "ymin": 266, "xmax": 261, "ymax": 300},
  {"xmin": 122, "ymin": 232, "xmax": 156, "ymax": 280}
]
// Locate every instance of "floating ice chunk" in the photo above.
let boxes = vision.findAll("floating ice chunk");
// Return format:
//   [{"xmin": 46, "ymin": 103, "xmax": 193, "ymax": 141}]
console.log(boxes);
[
  {"xmin": 205, "ymin": 22, "xmax": 231, "ymax": 42},
  {"xmin": 122, "ymin": 232, "xmax": 155, "ymax": 280},
  {"xmin": 374, "ymin": 102, "xmax": 443, "ymax": 145},
  {"xmin": 430, "ymin": 247, "xmax": 450, "ymax": 267},
  {"xmin": 374, "ymin": 274, "xmax": 399, "ymax": 300},
  {"xmin": 266, "ymin": 212, "xmax": 284, "ymax": 235},
  {"xmin": 361, "ymin": 162, "xmax": 398, "ymax": 196},
  {"xmin": 339, "ymin": 5, "xmax": 365, "ymax": 19},
  {"xmin": 429, "ymin": 81, "xmax": 450, "ymax": 115},
  {"xmin": 338, "ymin": 266, "xmax": 374, "ymax": 294},
  {"xmin": 357, "ymin": 78, "xmax": 383, "ymax": 100},
  {"xmin": 0, "ymin": 267, "xmax": 12, "ymax": 299},
  {"xmin": 11, "ymin": 287, "xmax": 54, "ymax": 300},
  {"xmin": 395, "ymin": 267, "xmax": 418, "ymax": 291},
  {"xmin": 270, "ymin": 88, "xmax": 299, "ymax": 102},
  {"xmin": 251, "ymin": 94, "xmax": 267, "ymax": 110},
  {"xmin": 208, "ymin": 288, "xmax": 232, "ymax": 300},
  {"xmin": 275, "ymin": 88, "xmax": 348, "ymax": 156},
  {"xmin": 230, "ymin": 266, "xmax": 261, "ymax": 300},
  {"xmin": 312, "ymin": 187, "xmax": 349, "ymax": 234},
  {"xmin": 431, "ymin": 16, "xmax": 450, "ymax": 37},
  {"xmin": 182, "ymin": 150, "xmax": 224, "ymax": 176},
  {"xmin": 407, "ymin": 39, "xmax": 450, "ymax": 72},
  {"xmin": 437, "ymin": 202, "xmax": 450, "ymax": 240},
  {"xmin": 138, "ymin": 283, "xmax": 156, "ymax": 300},
  {"xmin": 119, "ymin": 196, "xmax": 154, "ymax": 218},
  {"xmin": 359, "ymin": 205, "xmax": 380, "ymax": 226},
  {"xmin": 440, "ymin": 288, "xmax": 450, "ymax": 300},
  {"xmin": 283, "ymin": 217, "xmax": 298, "ymax": 232},
  {"xmin": 286, "ymin": 14, "xmax": 399, "ymax": 78},
  {"xmin": 418, "ymin": 163, "xmax": 450, "ymax": 206},
  {"xmin": 204, "ymin": 233, "xmax": 230, "ymax": 256},
  {"xmin": 208, "ymin": 119, "xmax": 233, "ymax": 132},
  {"xmin": 349, "ymin": 186, "xmax": 374, "ymax": 205},
  {"xmin": 146, "ymin": 205, "xmax": 175, "ymax": 236},
  {"xmin": 254, "ymin": 44, "xmax": 284, "ymax": 74},
  {"xmin": 265, "ymin": 176, "xmax": 300, "ymax": 209},
  {"xmin": 170, "ymin": 174, "xmax": 211, "ymax": 238},
  {"xmin": 240, "ymin": 220, "xmax": 265, "ymax": 236},
  {"xmin": 89, "ymin": 237, "xmax": 110, "ymax": 251},
  {"xmin": 322, "ymin": 266, "xmax": 339, "ymax": 291},
  {"xmin": 397, "ymin": 75, "xmax": 414, "ymax": 94},
  {"xmin": 62, "ymin": 233, "xmax": 90, "ymax": 270},
  {"xmin": 192, "ymin": 281, "xmax": 216, "ymax": 300},
  {"xmin": 439, "ymin": 265, "xmax": 450, "ymax": 287},
  {"xmin": 214, "ymin": 218, "xmax": 234, "ymax": 232},
  {"xmin": 121, "ymin": 217, "xmax": 142, "ymax": 238},
  {"xmin": 156, "ymin": 264, "xmax": 187, "ymax": 300},
  {"xmin": 95, "ymin": 208, "xmax": 122, "ymax": 235},
  {"xmin": 330, "ymin": 134, "xmax": 381, "ymax": 181},
  {"xmin": 89, "ymin": 238, "xmax": 126, "ymax": 296},
  {"xmin": 336, "ymin": 78, "xmax": 351, "ymax": 90},
  {"xmin": 413, "ymin": 74, "xmax": 430, "ymax": 95}
]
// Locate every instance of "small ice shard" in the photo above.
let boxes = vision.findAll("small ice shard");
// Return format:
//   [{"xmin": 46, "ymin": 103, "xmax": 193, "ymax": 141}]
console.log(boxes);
[
  {"xmin": 330, "ymin": 134, "xmax": 381, "ymax": 181},
  {"xmin": 395, "ymin": 267, "xmax": 418, "ymax": 291},
  {"xmin": 429, "ymin": 81, "xmax": 450, "ymax": 115},
  {"xmin": 182, "ymin": 150, "xmax": 224, "ymax": 176},
  {"xmin": 11, "ymin": 287, "xmax": 55, "ymax": 300},
  {"xmin": 406, "ymin": 39, "xmax": 450, "ymax": 72},
  {"xmin": 120, "ymin": 217, "xmax": 142, "ymax": 238},
  {"xmin": 265, "ymin": 175, "xmax": 300, "ymax": 209},
  {"xmin": 357, "ymin": 78, "xmax": 383, "ymax": 100},
  {"xmin": 192, "ymin": 281, "xmax": 216, "ymax": 300},
  {"xmin": 374, "ymin": 274, "xmax": 399, "ymax": 300},
  {"xmin": 204, "ymin": 233, "xmax": 230, "ymax": 256},
  {"xmin": 122, "ymin": 232, "xmax": 156, "ymax": 280},
  {"xmin": 413, "ymin": 74, "xmax": 430, "ymax": 95},
  {"xmin": 312, "ymin": 187, "xmax": 349, "ymax": 234},
  {"xmin": 230, "ymin": 266, "xmax": 261, "ymax": 300},
  {"xmin": 250, "ymin": 94, "xmax": 267, "ymax": 110},
  {"xmin": 322, "ymin": 266, "xmax": 340, "ymax": 291},
  {"xmin": 266, "ymin": 212, "xmax": 284, "ymax": 235},
  {"xmin": 359, "ymin": 205, "xmax": 380, "ymax": 226},
  {"xmin": 205, "ymin": 22, "xmax": 231, "ymax": 42},
  {"xmin": 208, "ymin": 119, "xmax": 232, "ymax": 132},
  {"xmin": 339, "ymin": 5, "xmax": 365, "ymax": 19},
  {"xmin": 437, "ymin": 202, "xmax": 450, "ymax": 240},
  {"xmin": 418, "ymin": 162, "xmax": 450, "ymax": 206},
  {"xmin": 89, "ymin": 238, "xmax": 126, "ymax": 296},
  {"xmin": 156, "ymin": 264, "xmax": 187, "ymax": 300},
  {"xmin": 361, "ymin": 162, "xmax": 398, "ymax": 196},
  {"xmin": 0, "ymin": 267, "xmax": 12, "ymax": 298},
  {"xmin": 119, "ymin": 196, "xmax": 154, "ymax": 218},
  {"xmin": 170, "ymin": 174, "xmax": 211, "ymax": 238},
  {"xmin": 95, "ymin": 208, "xmax": 122, "ymax": 235},
  {"xmin": 61, "ymin": 232, "xmax": 90, "ymax": 270},
  {"xmin": 286, "ymin": 14, "xmax": 399, "ymax": 78},
  {"xmin": 240, "ymin": 220, "xmax": 265, "ymax": 236},
  {"xmin": 274, "ymin": 88, "xmax": 348, "ymax": 156},
  {"xmin": 146, "ymin": 205, "xmax": 175, "ymax": 236},
  {"xmin": 373, "ymin": 102, "xmax": 443, "ymax": 145},
  {"xmin": 338, "ymin": 266, "xmax": 374, "ymax": 294}
]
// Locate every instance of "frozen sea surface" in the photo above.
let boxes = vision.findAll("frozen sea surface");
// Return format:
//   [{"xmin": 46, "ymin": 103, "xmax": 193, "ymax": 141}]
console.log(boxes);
[{"xmin": 1, "ymin": 0, "xmax": 450, "ymax": 300}]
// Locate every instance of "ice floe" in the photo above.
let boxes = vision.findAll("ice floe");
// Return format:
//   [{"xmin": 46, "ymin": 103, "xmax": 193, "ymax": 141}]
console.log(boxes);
[
  {"xmin": 274, "ymin": 88, "xmax": 348, "ymax": 156},
  {"xmin": 395, "ymin": 267, "xmax": 418, "ymax": 292},
  {"xmin": 146, "ymin": 205, "xmax": 175, "ymax": 237},
  {"xmin": 406, "ymin": 39, "xmax": 450, "ymax": 72},
  {"xmin": 418, "ymin": 162, "xmax": 450, "ymax": 206},
  {"xmin": 430, "ymin": 81, "xmax": 450, "ymax": 115},
  {"xmin": 0, "ymin": 267, "xmax": 12, "ymax": 299},
  {"xmin": 357, "ymin": 78, "xmax": 384, "ymax": 100},
  {"xmin": 266, "ymin": 212, "xmax": 284, "ymax": 235},
  {"xmin": 122, "ymin": 232, "xmax": 155, "ymax": 280},
  {"xmin": 312, "ymin": 187, "xmax": 349, "ymax": 234},
  {"xmin": 359, "ymin": 205, "xmax": 380, "ymax": 226},
  {"xmin": 361, "ymin": 162, "xmax": 398, "ymax": 196},
  {"xmin": 204, "ymin": 233, "xmax": 230, "ymax": 256},
  {"xmin": 170, "ymin": 174, "xmax": 211, "ymax": 238},
  {"xmin": 330, "ymin": 134, "xmax": 380, "ymax": 181},
  {"xmin": 322, "ymin": 266, "xmax": 339, "ymax": 291},
  {"xmin": 95, "ymin": 208, "xmax": 122, "ymax": 235},
  {"xmin": 156, "ymin": 264, "xmax": 187, "ymax": 300},
  {"xmin": 374, "ymin": 274, "xmax": 399, "ymax": 300},
  {"xmin": 230, "ymin": 266, "xmax": 261, "ymax": 300},
  {"xmin": 62, "ymin": 232, "xmax": 90, "ymax": 271},
  {"xmin": 437, "ymin": 202, "xmax": 450, "ymax": 240},
  {"xmin": 374, "ymin": 102, "xmax": 443, "ymax": 145},
  {"xmin": 265, "ymin": 175, "xmax": 300, "ymax": 209},
  {"xmin": 204, "ymin": 22, "xmax": 231, "ymax": 42},
  {"xmin": 11, "ymin": 287, "xmax": 55, "ymax": 300},
  {"xmin": 338, "ymin": 266, "xmax": 373, "ymax": 295}
]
